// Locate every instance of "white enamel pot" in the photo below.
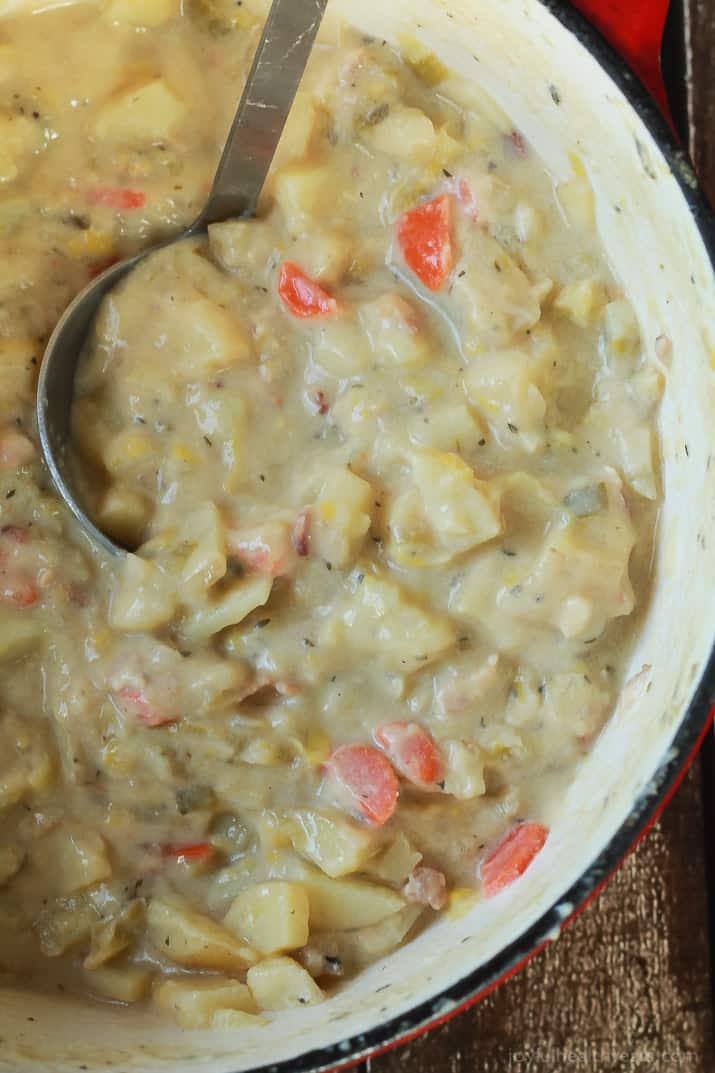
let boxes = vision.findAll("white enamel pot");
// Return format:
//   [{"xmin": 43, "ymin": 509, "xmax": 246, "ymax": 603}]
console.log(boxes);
[{"xmin": 1, "ymin": 1, "xmax": 714, "ymax": 1071}]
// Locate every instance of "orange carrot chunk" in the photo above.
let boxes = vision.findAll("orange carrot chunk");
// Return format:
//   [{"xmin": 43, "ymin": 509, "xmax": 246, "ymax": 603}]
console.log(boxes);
[
  {"xmin": 279, "ymin": 262, "xmax": 339, "ymax": 318},
  {"xmin": 480, "ymin": 821, "xmax": 549, "ymax": 898},
  {"xmin": 326, "ymin": 744, "xmax": 399, "ymax": 825},
  {"xmin": 88, "ymin": 186, "xmax": 147, "ymax": 210},
  {"xmin": 397, "ymin": 194, "xmax": 454, "ymax": 291},
  {"xmin": 374, "ymin": 721, "xmax": 444, "ymax": 790},
  {"xmin": 162, "ymin": 843, "xmax": 214, "ymax": 864}
]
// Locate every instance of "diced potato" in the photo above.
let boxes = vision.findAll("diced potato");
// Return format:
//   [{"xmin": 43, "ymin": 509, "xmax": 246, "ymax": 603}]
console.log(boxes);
[
  {"xmin": 272, "ymin": 95, "xmax": 320, "ymax": 172},
  {"xmin": 359, "ymin": 293, "xmax": 430, "ymax": 368},
  {"xmin": 247, "ymin": 956, "xmax": 325, "ymax": 1011},
  {"xmin": 0, "ymin": 845, "xmax": 24, "ymax": 886},
  {"xmin": 448, "ymin": 229, "xmax": 542, "ymax": 349},
  {"xmin": 363, "ymin": 105, "xmax": 435, "ymax": 161},
  {"xmin": 208, "ymin": 218, "xmax": 278, "ymax": 277},
  {"xmin": 0, "ymin": 44, "xmax": 15, "ymax": 83},
  {"xmin": 408, "ymin": 401, "xmax": 485, "ymax": 454},
  {"xmin": 273, "ymin": 163, "xmax": 332, "ymax": 234},
  {"xmin": 299, "ymin": 904, "xmax": 424, "ymax": 974},
  {"xmin": 179, "ymin": 573, "xmax": 273, "ymax": 646},
  {"xmin": 224, "ymin": 881, "xmax": 309, "ymax": 954},
  {"xmin": 311, "ymin": 318, "xmax": 369, "ymax": 377},
  {"xmin": 410, "ymin": 449, "xmax": 502, "ymax": 554},
  {"xmin": 102, "ymin": 427, "xmax": 157, "ymax": 475},
  {"xmin": 464, "ymin": 344, "xmax": 549, "ymax": 452},
  {"xmin": 180, "ymin": 502, "xmax": 227, "ymax": 596},
  {"xmin": 95, "ymin": 79, "xmax": 186, "ymax": 145},
  {"xmin": 543, "ymin": 670, "xmax": 610, "ymax": 741},
  {"xmin": 0, "ymin": 716, "xmax": 51, "ymax": 809},
  {"xmin": 270, "ymin": 854, "xmax": 406, "ymax": 930},
  {"xmin": 558, "ymin": 174, "xmax": 595, "ymax": 231},
  {"xmin": 109, "ymin": 554, "xmax": 178, "ymax": 632},
  {"xmin": 290, "ymin": 810, "xmax": 379, "ymax": 878},
  {"xmin": 554, "ymin": 279, "xmax": 608, "ymax": 327},
  {"xmin": 311, "ymin": 466, "xmax": 373, "ymax": 568},
  {"xmin": 146, "ymin": 896, "xmax": 258, "ymax": 972},
  {"xmin": 497, "ymin": 469, "xmax": 636, "ymax": 639},
  {"xmin": 603, "ymin": 298, "xmax": 641, "ymax": 371},
  {"xmin": 154, "ymin": 976, "xmax": 259, "ymax": 1028},
  {"xmin": 321, "ymin": 570, "xmax": 455, "ymax": 671},
  {"xmin": 84, "ymin": 962, "xmax": 153, "ymax": 1004},
  {"xmin": 514, "ymin": 201, "xmax": 543, "ymax": 244},
  {"xmin": 36, "ymin": 896, "xmax": 98, "ymax": 957},
  {"xmin": 108, "ymin": 0, "xmax": 180, "ymax": 27},
  {"xmin": 0, "ymin": 337, "xmax": 39, "ymax": 405},
  {"xmin": 211, "ymin": 1009, "xmax": 268, "ymax": 1029},
  {"xmin": 0, "ymin": 607, "xmax": 42, "ymax": 661},
  {"xmin": 173, "ymin": 297, "xmax": 252, "ymax": 375},
  {"xmin": 0, "ymin": 113, "xmax": 43, "ymax": 183},
  {"xmin": 615, "ymin": 424, "xmax": 657, "ymax": 499},
  {"xmin": 442, "ymin": 740, "xmax": 486, "ymax": 800},
  {"xmin": 96, "ymin": 485, "xmax": 152, "ymax": 549},
  {"xmin": 290, "ymin": 229, "xmax": 353, "ymax": 286},
  {"xmin": 84, "ymin": 901, "xmax": 144, "ymax": 971},
  {"xmin": 366, "ymin": 833, "xmax": 423, "ymax": 887},
  {"xmin": 43, "ymin": 827, "xmax": 112, "ymax": 896}
]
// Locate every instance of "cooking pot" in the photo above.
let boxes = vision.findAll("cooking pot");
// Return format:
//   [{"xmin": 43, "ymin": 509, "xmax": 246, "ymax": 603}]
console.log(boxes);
[{"xmin": 1, "ymin": 0, "xmax": 714, "ymax": 1070}]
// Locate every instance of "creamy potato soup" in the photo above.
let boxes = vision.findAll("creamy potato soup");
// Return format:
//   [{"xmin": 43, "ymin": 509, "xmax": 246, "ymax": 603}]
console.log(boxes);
[{"xmin": 0, "ymin": 0, "xmax": 663, "ymax": 1028}]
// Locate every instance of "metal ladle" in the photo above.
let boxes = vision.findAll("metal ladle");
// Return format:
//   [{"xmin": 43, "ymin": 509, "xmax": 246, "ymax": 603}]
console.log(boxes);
[{"xmin": 37, "ymin": 0, "xmax": 328, "ymax": 558}]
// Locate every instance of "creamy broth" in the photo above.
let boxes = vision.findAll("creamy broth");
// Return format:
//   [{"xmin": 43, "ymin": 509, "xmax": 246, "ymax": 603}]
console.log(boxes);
[{"xmin": 0, "ymin": 0, "xmax": 662, "ymax": 1027}]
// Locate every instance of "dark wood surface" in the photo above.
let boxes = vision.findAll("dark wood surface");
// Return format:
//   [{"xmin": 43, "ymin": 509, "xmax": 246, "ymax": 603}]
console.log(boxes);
[{"xmin": 359, "ymin": 5, "xmax": 715, "ymax": 1071}]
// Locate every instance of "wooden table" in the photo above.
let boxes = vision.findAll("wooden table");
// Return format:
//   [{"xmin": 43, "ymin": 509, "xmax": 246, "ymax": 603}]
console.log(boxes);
[{"xmin": 359, "ymin": 4, "xmax": 715, "ymax": 1070}]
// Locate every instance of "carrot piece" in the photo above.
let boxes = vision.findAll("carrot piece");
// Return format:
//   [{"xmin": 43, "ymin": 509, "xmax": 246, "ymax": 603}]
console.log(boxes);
[
  {"xmin": 162, "ymin": 842, "xmax": 214, "ymax": 864},
  {"xmin": 480, "ymin": 822, "xmax": 549, "ymax": 898},
  {"xmin": 278, "ymin": 262, "xmax": 339, "ymax": 318},
  {"xmin": 397, "ymin": 194, "xmax": 454, "ymax": 291},
  {"xmin": 326, "ymin": 744, "xmax": 399, "ymax": 825},
  {"xmin": 374, "ymin": 721, "xmax": 444, "ymax": 790},
  {"xmin": 88, "ymin": 186, "xmax": 147, "ymax": 210}
]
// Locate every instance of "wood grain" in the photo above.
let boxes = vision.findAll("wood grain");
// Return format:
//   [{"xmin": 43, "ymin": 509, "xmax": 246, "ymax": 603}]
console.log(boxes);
[
  {"xmin": 356, "ymin": 3, "xmax": 715, "ymax": 1069},
  {"xmin": 360, "ymin": 767, "xmax": 713, "ymax": 1073},
  {"xmin": 687, "ymin": 0, "xmax": 715, "ymax": 204}
]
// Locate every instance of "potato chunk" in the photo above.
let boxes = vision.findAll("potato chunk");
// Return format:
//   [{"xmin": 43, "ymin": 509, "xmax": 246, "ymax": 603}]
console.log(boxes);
[
  {"xmin": 247, "ymin": 957, "xmax": 325, "ymax": 1011},
  {"xmin": 84, "ymin": 963, "xmax": 152, "ymax": 1004},
  {"xmin": 321, "ymin": 570, "xmax": 455, "ymax": 670},
  {"xmin": 223, "ymin": 881, "xmax": 309, "ymax": 955},
  {"xmin": 154, "ymin": 976, "xmax": 261, "ymax": 1028},
  {"xmin": 43, "ymin": 827, "xmax": 112, "ymax": 896},
  {"xmin": 448, "ymin": 229, "xmax": 543, "ymax": 349},
  {"xmin": 179, "ymin": 574, "xmax": 273, "ymax": 646},
  {"xmin": 388, "ymin": 450, "xmax": 502, "ymax": 567},
  {"xmin": 554, "ymin": 279, "xmax": 608, "ymax": 327},
  {"xmin": 464, "ymin": 342, "xmax": 550, "ymax": 452},
  {"xmin": 359, "ymin": 293, "xmax": 430, "ymax": 368},
  {"xmin": 271, "ymin": 854, "xmax": 406, "ymax": 930},
  {"xmin": 311, "ymin": 466, "xmax": 373, "ymax": 568},
  {"xmin": 108, "ymin": 0, "xmax": 179, "ymax": 26},
  {"xmin": 95, "ymin": 79, "xmax": 186, "ymax": 145},
  {"xmin": 109, "ymin": 554, "xmax": 178, "ymax": 632},
  {"xmin": 147, "ymin": 896, "xmax": 258, "ymax": 972},
  {"xmin": 273, "ymin": 163, "xmax": 332, "ymax": 234},
  {"xmin": 290, "ymin": 810, "xmax": 379, "ymax": 878}
]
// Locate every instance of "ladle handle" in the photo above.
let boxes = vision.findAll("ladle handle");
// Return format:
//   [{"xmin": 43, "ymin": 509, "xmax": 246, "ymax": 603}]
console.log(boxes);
[{"xmin": 194, "ymin": 0, "xmax": 329, "ymax": 229}]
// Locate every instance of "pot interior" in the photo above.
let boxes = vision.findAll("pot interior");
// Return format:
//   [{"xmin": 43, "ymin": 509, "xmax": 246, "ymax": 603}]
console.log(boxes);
[{"xmin": 1, "ymin": 1, "xmax": 714, "ymax": 1070}]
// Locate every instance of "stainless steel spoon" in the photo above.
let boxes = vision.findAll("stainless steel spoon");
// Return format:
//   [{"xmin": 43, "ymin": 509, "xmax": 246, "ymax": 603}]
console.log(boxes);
[{"xmin": 37, "ymin": 0, "xmax": 328, "ymax": 558}]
